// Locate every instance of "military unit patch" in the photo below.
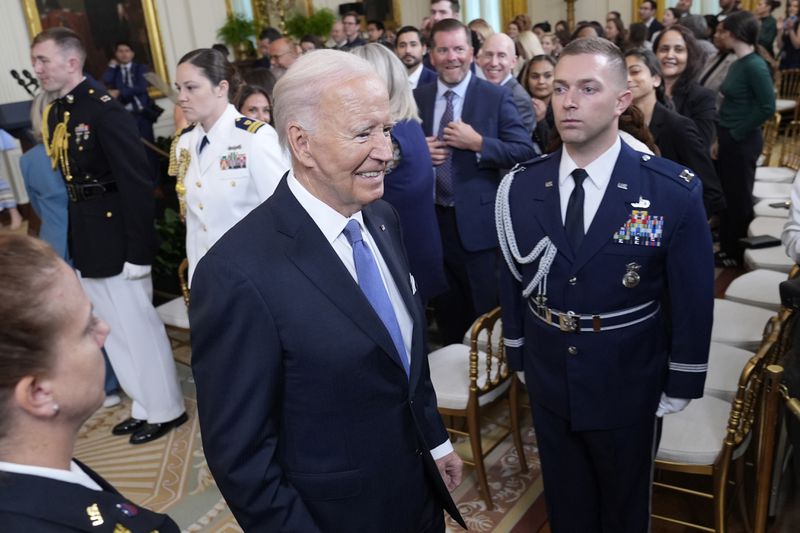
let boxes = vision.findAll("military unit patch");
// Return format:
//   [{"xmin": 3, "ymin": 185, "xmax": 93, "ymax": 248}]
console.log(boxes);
[{"xmin": 613, "ymin": 210, "xmax": 664, "ymax": 247}]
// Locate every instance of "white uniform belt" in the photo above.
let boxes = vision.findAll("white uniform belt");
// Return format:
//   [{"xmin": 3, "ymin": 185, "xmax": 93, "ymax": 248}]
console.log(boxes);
[{"xmin": 528, "ymin": 299, "xmax": 660, "ymax": 332}]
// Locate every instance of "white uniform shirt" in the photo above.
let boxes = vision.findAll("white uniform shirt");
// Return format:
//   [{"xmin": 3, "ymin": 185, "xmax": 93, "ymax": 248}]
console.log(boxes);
[{"xmin": 176, "ymin": 104, "xmax": 290, "ymax": 283}]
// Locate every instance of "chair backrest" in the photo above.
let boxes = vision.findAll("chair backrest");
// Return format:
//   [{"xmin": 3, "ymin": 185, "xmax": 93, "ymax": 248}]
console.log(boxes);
[
  {"xmin": 779, "ymin": 120, "xmax": 800, "ymax": 171},
  {"xmin": 777, "ymin": 69, "xmax": 800, "ymax": 100},
  {"xmin": 468, "ymin": 307, "xmax": 508, "ymax": 395},
  {"xmin": 178, "ymin": 258, "xmax": 190, "ymax": 307},
  {"xmin": 761, "ymin": 113, "xmax": 781, "ymax": 166}
]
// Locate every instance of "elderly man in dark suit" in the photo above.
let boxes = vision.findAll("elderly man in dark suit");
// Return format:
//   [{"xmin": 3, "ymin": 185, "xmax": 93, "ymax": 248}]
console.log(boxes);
[
  {"xmin": 190, "ymin": 50, "xmax": 466, "ymax": 533},
  {"xmin": 415, "ymin": 18, "xmax": 536, "ymax": 344}
]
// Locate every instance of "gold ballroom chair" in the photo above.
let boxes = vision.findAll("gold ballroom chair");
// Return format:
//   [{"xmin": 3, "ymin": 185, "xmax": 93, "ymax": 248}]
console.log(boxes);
[
  {"xmin": 652, "ymin": 309, "xmax": 792, "ymax": 533},
  {"xmin": 428, "ymin": 306, "xmax": 527, "ymax": 509},
  {"xmin": 775, "ymin": 68, "xmax": 800, "ymax": 119}
]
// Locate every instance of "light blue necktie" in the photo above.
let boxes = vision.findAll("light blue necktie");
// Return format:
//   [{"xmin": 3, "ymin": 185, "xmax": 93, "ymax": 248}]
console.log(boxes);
[{"xmin": 343, "ymin": 219, "xmax": 410, "ymax": 376}]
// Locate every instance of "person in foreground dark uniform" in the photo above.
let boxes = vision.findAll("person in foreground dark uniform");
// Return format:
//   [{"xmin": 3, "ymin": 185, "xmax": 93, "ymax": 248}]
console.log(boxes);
[
  {"xmin": 0, "ymin": 234, "xmax": 179, "ymax": 533},
  {"xmin": 497, "ymin": 37, "xmax": 714, "ymax": 532},
  {"xmin": 31, "ymin": 27, "xmax": 186, "ymax": 445},
  {"xmin": 190, "ymin": 50, "xmax": 465, "ymax": 532}
]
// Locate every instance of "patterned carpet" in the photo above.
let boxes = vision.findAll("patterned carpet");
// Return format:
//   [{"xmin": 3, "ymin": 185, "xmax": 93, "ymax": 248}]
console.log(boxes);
[{"xmin": 74, "ymin": 364, "xmax": 543, "ymax": 532}]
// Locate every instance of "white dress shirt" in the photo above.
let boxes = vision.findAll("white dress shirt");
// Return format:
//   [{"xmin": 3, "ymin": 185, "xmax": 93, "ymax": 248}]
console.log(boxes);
[
  {"xmin": 287, "ymin": 172, "xmax": 454, "ymax": 459},
  {"xmin": 407, "ymin": 63, "xmax": 424, "ymax": 89},
  {"xmin": 558, "ymin": 136, "xmax": 622, "ymax": 232},
  {"xmin": 0, "ymin": 460, "xmax": 102, "ymax": 491},
  {"xmin": 433, "ymin": 70, "xmax": 472, "ymax": 133}
]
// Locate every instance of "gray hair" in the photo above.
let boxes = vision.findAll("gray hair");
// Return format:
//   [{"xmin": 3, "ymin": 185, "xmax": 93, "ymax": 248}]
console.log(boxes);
[
  {"xmin": 30, "ymin": 91, "xmax": 58, "ymax": 142},
  {"xmin": 350, "ymin": 44, "xmax": 420, "ymax": 123},
  {"xmin": 273, "ymin": 50, "xmax": 378, "ymax": 149}
]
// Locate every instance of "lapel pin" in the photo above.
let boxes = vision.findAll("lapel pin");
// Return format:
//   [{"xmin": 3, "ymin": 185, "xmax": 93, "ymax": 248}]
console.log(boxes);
[
  {"xmin": 617, "ymin": 182, "xmax": 628, "ymax": 190},
  {"xmin": 631, "ymin": 196, "xmax": 650, "ymax": 208},
  {"xmin": 680, "ymin": 169, "xmax": 695, "ymax": 182},
  {"xmin": 380, "ymin": 224, "xmax": 386, "ymax": 231}
]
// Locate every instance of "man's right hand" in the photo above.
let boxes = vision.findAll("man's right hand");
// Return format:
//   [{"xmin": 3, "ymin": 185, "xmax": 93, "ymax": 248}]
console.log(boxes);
[
  {"xmin": 426, "ymin": 136, "xmax": 450, "ymax": 166},
  {"xmin": 109, "ymin": 89, "xmax": 121, "ymax": 99}
]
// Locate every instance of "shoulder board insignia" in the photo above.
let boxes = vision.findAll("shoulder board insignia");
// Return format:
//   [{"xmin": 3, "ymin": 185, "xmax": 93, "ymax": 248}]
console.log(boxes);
[
  {"xmin": 235, "ymin": 117, "xmax": 265, "ymax": 133},
  {"xmin": 176, "ymin": 123, "xmax": 196, "ymax": 137},
  {"xmin": 100, "ymin": 95, "xmax": 112, "ymax": 102},
  {"xmin": 640, "ymin": 153, "xmax": 697, "ymax": 190}
]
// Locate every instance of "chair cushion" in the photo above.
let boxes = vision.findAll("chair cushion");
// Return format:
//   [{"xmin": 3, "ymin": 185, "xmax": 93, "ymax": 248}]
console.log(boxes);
[
  {"xmin": 704, "ymin": 342, "xmax": 754, "ymax": 402},
  {"xmin": 657, "ymin": 394, "xmax": 732, "ymax": 465},
  {"xmin": 461, "ymin": 318, "xmax": 503, "ymax": 354},
  {"xmin": 752, "ymin": 182, "xmax": 792, "ymax": 201},
  {"xmin": 748, "ymin": 216, "xmax": 786, "ymax": 239},
  {"xmin": 776, "ymin": 98, "xmax": 797, "ymax": 113},
  {"xmin": 724, "ymin": 269, "xmax": 785, "ymax": 311},
  {"xmin": 755, "ymin": 166, "xmax": 797, "ymax": 183},
  {"xmin": 428, "ymin": 344, "xmax": 511, "ymax": 410},
  {"xmin": 753, "ymin": 199, "xmax": 791, "ymax": 218},
  {"xmin": 711, "ymin": 299, "xmax": 774, "ymax": 351},
  {"xmin": 744, "ymin": 246, "xmax": 793, "ymax": 273},
  {"xmin": 155, "ymin": 297, "xmax": 190, "ymax": 329}
]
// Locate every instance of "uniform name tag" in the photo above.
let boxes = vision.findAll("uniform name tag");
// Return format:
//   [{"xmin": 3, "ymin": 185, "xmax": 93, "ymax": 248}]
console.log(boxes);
[
  {"xmin": 613, "ymin": 210, "xmax": 664, "ymax": 247},
  {"xmin": 220, "ymin": 151, "xmax": 247, "ymax": 170}
]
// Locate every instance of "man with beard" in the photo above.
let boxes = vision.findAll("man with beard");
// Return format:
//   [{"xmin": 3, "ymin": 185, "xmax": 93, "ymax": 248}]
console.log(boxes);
[
  {"xmin": 395, "ymin": 26, "xmax": 437, "ymax": 89},
  {"xmin": 268, "ymin": 37, "xmax": 299, "ymax": 79}
]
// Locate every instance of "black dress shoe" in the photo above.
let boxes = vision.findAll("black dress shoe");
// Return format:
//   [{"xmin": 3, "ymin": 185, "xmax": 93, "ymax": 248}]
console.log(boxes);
[
  {"xmin": 112, "ymin": 417, "xmax": 146, "ymax": 435},
  {"xmin": 129, "ymin": 412, "xmax": 188, "ymax": 445}
]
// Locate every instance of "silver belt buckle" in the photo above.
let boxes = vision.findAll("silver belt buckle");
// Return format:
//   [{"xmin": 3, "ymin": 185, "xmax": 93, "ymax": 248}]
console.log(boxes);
[{"xmin": 559, "ymin": 311, "xmax": 579, "ymax": 332}]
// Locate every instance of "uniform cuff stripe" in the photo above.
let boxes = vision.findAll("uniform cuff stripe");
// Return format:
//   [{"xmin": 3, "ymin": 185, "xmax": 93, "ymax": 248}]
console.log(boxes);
[
  {"xmin": 504, "ymin": 337, "xmax": 524, "ymax": 348},
  {"xmin": 669, "ymin": 362, "xmax": 708, "ymax": 373}
]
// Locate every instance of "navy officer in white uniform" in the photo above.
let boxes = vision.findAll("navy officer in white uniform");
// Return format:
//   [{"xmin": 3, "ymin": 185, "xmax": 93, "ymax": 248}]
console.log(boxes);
[{"xmin": 497, "ymin": 37, "xmax": 714, "ymax": 532}]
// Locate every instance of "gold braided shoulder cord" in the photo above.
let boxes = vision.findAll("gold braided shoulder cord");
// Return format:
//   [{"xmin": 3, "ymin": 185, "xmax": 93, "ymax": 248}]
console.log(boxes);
[
  {"xmin": 167, "ymin": 133, "xmax": 191, "ymax": 221},
  {"xmin": 42, "ymin": 103, "xmax": 72, "ymax": 180}
]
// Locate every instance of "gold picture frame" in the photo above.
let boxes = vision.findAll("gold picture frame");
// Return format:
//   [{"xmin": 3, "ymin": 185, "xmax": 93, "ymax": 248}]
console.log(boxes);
[{"xmin": 21, "ymin": 0, "xmax": 168, "ymax": 99}]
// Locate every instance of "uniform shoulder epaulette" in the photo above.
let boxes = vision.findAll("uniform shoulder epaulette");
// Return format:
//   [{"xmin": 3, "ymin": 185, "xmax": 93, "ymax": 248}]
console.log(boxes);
[
  {"xmin": 176, "ymin": 123, "xmax": 196, "ymax": 137},
  {"xmin": 235, "ymin": 117, "xmax": 266, "ymax": 133},
  {"xmin": 638, "ymin": 152, "xmax": 699, "ymax": 191}
]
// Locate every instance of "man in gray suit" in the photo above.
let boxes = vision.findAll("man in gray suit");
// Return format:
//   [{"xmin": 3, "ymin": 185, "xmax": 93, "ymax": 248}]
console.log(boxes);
[{"xmin": 477, "ymin": 33, "xmax": 535, "ymax": 134}]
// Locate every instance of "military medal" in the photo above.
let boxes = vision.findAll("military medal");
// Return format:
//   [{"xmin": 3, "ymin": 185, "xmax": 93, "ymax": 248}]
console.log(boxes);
[{"xmin": 622, "ymin": 262, "xmax": 641, "ymax": 288}]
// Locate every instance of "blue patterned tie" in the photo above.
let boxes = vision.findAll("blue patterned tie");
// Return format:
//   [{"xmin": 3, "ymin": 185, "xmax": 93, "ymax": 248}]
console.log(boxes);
[
  {"xmin": 436, "ymin": 90, "xmax": 455, "ymax": 206},
  {"xmin": 564, "ymin": 168, "xmax": 588, "ymax": 252},
  {"xmin": 343, "ymin": 219, "xmax": 410, "ymax": 376}
]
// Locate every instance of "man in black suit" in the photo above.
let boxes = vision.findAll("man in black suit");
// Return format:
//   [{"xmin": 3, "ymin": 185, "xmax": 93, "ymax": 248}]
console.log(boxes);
[
  {"xmin": 415, "ymin": 19, "xmax": 536, "ymax": 344},
  {"xmin": 31, "ymin": 27, "xmax": 186, "ymax": 445},
  {"xmin": 254, "ymin": 26, "xmax": 281, "ymax": 69},
  {"xmin": 639, "ymin": 0, "xmax": 664, "ymax": 41},
  {"xmin": 341, "ymin": 11, "xmax": 367, "ymax": 50},
  {"xmin": 190, "ymin": 49, "xmax": 466, "ymax": 532}
]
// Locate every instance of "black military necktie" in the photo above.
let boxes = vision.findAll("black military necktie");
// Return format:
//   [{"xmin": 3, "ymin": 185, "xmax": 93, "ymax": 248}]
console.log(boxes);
[
  {"xmin": 564, "ymin": 168, "xmax": 588, "ymax": 252},
  {"xmin": 198, "ymin": 135, "xmax": 209, "ymax": 154}
]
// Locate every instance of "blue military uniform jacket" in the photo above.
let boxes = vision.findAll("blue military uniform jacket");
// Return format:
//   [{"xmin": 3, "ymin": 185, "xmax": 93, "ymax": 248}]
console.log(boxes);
[{"xmin": 498, "ymin": 142, "xmax": 714, "ymax": 431}]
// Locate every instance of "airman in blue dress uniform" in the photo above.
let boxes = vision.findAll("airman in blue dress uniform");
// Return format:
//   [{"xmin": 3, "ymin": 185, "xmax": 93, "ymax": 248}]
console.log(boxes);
[{"xmin": 497, "ymin": 38, "xmax": 714, "ymax": 532}]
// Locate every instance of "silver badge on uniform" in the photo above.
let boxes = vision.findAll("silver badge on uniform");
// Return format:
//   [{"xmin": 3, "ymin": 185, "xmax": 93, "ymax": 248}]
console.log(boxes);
[{"xmin": 622, "ymin": 262, "xmax": 641, "ymax": 288}]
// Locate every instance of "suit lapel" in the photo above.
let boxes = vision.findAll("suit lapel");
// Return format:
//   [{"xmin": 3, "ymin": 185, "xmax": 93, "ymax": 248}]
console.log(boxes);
[
  {"xmin": 274, "ymin": 181, "xmax": 408, "ymax": 375},
  {"xmin": 363, "ymin": 205, "xmax": 423, "ymax": 384},
  {"xmin": 417, "ymin": 84, "xmax": 436, "ymax": 137},
  {"xmin": 573, "ymin": 145, "xmax": 641, "ymax": 272},
  {"xmin": 531, "ymin": 150, "xmax": 574, "ymax": 261}
]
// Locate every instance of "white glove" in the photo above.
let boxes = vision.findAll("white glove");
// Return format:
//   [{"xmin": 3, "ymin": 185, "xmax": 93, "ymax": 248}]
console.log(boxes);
[
  {"xmin": 122, "ymin": 262, "xmax": 151, "ymax": 280},
  {"xmin": 655, "ymin": 393, "xmax": 691, "ymax": 417}
]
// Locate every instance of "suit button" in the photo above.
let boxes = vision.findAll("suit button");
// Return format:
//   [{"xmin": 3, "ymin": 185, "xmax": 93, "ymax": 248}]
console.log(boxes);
[
  {"xmin": 230, "ymin": 181, "xmax": 237, "ymax": 187},
  {"xmin": 202, "ymin": 224, "xmax": 208, "ymax": 232},
  {"xmin": 568, "ymin": 276, "xmax": 577, "ymax": 285},
  {"xmin": 568, "ymin": 346, "xmax": 578, "ymax": 355}
]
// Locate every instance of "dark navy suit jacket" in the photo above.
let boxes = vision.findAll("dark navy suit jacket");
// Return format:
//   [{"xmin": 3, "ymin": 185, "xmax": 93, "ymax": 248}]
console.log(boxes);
[
  {"xmin": 190, "ymin": 177, "xmax": 464, "ymax": 531},
  {"xmin": 418, "ymin": 66, "xmax": 438, "ymax": 87},
  {"xmin": 101, "ymin": 62, "xmax": 151, "ymax": 110},
  {"xmin": 499, "ymin": 143, "xmax": 714, "ymax": 431},
  {"xmin": 414, "ymin": 75, "xmax": 536, "ymax": 252}
]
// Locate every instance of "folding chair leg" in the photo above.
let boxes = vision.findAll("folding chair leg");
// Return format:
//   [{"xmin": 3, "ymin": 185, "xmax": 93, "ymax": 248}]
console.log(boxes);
[{"xmin": 467, "ymin": 403, "xmax": 493, "ymax": 510}]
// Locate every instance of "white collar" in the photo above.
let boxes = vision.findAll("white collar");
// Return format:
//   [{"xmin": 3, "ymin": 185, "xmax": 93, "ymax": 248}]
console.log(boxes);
[
  {"xmin": 558, "ymin": 136, "xmax": 622, "ymax": 191},
  {"xmin": 287, "ymin": 170, "xmax": 365, "ymax": 245},
  {"xmin": 0, "ymin": 460, "xmax": 102, "ymax": 491},
  {"xmin": 436, "ymin": 69, "xmax": 472, "ymax": 100}
]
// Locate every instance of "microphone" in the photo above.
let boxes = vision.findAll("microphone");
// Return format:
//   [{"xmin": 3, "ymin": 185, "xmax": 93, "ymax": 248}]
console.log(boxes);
[
  {"xmin": 22, "ymin": 70, "xmax": 39, "ymax": 89},
  {"xmin": 10, "ymin": 69, "xmax": 34, "ymax": 96}
]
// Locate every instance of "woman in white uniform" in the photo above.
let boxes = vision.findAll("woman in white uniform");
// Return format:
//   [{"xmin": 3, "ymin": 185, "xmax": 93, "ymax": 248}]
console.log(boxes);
[{"xmin": 171, "ymin": 48, "xmax": 288, "ymax": 283}]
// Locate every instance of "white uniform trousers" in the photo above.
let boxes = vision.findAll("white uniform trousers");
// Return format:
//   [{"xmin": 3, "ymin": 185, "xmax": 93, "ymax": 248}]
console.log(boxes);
[{"xmin": 80, "ymin": 272, "xmax": 185, "ymax": 423}]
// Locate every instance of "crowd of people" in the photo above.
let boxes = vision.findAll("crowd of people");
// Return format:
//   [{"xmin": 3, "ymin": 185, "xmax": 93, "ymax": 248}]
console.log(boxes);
[{"xmin": 0, "ymin": 0, "xmax": 793, "ymax": 531}]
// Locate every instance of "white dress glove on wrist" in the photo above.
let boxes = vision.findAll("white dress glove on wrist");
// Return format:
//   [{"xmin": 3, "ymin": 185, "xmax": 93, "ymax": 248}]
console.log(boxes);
[
  {"xmin": 122, "ymin": 262, "xmax": 151, "ymax": 280},
  {"xmin": 655, "ymin": 393, "xmax": 691, "ymax": 417}
]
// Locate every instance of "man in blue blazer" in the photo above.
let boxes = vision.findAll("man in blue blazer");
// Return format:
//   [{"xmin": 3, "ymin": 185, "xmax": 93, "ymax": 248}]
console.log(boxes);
[
  {"xmin": 414, "ymin": 19, "xmax": 536, "ymax": 344},
  {"xmin": 497, "ymin": 38, "xmax": 713, "ymax": 532},
  {"xmin": 190, "ymin": 50, "xmax": 465, "ymax": 532}
]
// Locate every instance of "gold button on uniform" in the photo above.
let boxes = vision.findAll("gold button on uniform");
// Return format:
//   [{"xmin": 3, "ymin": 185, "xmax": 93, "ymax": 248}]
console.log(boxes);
[
  {"xmin": 196, "ymin": 181, "xmax": 202, "ymax": 187},
  {"xmin": 105, "ymin": 211, "xmax": 113, "ymax": 218}
]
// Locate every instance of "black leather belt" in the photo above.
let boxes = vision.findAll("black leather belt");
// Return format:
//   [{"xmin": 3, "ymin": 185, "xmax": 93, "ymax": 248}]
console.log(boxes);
[{"xmin": 66, "ymin": 181, "xmax": 118, "ymax": 203}]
